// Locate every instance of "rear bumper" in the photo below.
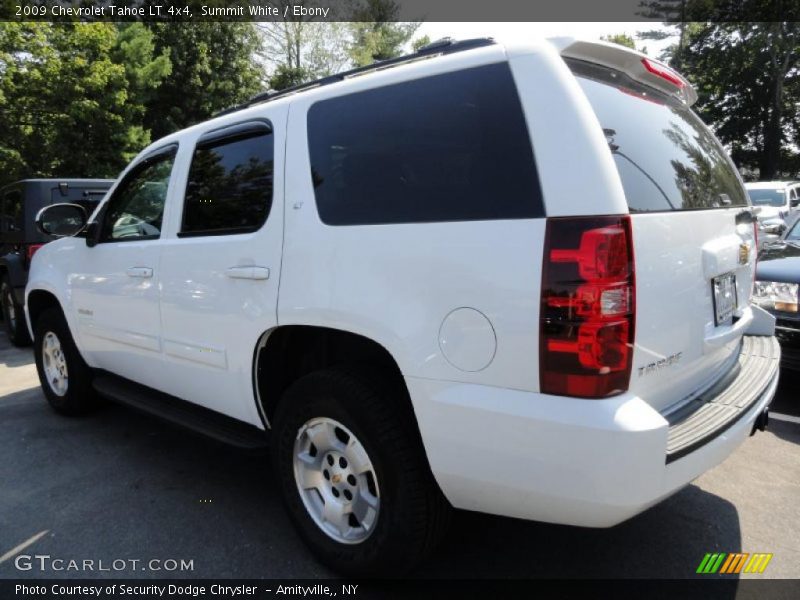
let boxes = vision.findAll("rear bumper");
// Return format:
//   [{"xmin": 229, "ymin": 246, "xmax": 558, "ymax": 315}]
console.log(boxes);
[{"xmin": 407, "ymin": 335, "xmax": 779, "ymax": 528}]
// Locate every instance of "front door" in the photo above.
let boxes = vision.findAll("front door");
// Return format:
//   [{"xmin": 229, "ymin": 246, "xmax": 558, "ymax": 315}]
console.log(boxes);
[{"xmin": 70, "ymin": 146, "xmax": 177, "ymax": 388}]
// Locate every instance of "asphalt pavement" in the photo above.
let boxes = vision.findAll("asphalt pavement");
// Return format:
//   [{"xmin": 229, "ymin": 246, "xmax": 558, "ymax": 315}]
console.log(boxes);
[{"xmin": 1, "ymin": 330, "xmax": 799, "ymax": 579}]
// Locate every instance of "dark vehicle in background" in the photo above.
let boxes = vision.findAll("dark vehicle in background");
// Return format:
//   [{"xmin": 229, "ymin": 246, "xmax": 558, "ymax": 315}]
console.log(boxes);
[
  {"xmin": 0, "ymin": 179, "xmax": 113, "ymax": 345},
  {"xmin": 755, "ymin": 212, "xmax": 800, "ymax": 370}
]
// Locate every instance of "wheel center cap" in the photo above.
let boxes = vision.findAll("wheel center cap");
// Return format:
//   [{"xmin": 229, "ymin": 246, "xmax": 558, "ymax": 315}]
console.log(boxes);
[{"xmin": 331, "ymin": 473, "xmax": 342, "ymax": 484}]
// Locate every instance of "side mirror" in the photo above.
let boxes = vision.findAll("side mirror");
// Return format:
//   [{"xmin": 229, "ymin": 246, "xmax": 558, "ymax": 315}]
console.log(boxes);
[
  {"xmin": 35, "ymin": 203, "xmax": 88, "ymax": 238},
  {"xmin": 762, "ymin": 222, "xmax": 786, "ymax": 235}
]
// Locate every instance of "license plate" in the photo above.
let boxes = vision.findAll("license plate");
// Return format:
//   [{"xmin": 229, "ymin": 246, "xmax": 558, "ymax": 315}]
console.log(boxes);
[{"xmin": 713, "ymin": 272, "xmax": 737, "ymax": 326}]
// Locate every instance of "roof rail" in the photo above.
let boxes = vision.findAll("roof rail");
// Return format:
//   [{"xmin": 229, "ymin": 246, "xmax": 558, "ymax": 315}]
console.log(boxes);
[{"xmin": 214, "ymin": 37, "xmax": 495, "ymax": 117}]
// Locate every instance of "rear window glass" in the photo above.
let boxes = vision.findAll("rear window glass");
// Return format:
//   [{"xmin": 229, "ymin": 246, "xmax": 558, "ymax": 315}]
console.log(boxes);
[
  {"xmin": 181, "ymin": 131, "xmax": 274, "ymax": 236},
  {"xmin": 746, "ymin": 188, "xmax": 785, "ymax": 207},
  {"xmin": 570, "ymin": 59, "xmax": 748, "ymax": 212},
  {"xmin": 307, "ymin": 63, "xmax": 543, "ymax": 225}
]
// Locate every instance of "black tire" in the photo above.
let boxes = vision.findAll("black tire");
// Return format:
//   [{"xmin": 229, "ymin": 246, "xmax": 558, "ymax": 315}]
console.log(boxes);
[
  {"xmin": 272, "ymin": 366, "xmax": 451, "ymax": 576},
  {"xmin": 1, "ymin": 275, "xmax": 31, "ymax": 346},
  {"xmin": 33, "ymin": 307, "xmax": 99, "ymax": 416}
]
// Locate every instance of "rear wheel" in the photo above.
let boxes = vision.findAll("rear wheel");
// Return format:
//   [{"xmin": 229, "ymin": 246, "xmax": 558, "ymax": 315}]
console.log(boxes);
[
  {"xmin": 33, "ymin": 307, "xmax": 99, "ymax": 416},
  {"xmin": 1, "ymin": 276, "xmax": 31, "ymax": 346},
  {"xmin": 272, "ymin": 366, "xmax": 450, "ymax": 575}
]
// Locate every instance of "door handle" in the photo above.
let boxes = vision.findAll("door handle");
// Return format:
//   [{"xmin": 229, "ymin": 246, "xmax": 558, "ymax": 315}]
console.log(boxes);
[
  {"xmin": 126, "ymin": 267, "xmax": 153, "ymax": 278},
  {"xmin": 225, "ymin": 266, "xmax": 270, "ymax": 280}
]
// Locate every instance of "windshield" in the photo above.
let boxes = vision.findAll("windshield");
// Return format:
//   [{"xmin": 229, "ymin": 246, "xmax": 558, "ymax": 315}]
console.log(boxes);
[
  {"xmin": 747, "ymin": 189, "xmax": 786, "ymax": 207},
  {"xmin": 569, "ymin": 59, "xmax": 748, "ymax": 212},
  {"xmin": 787, "ymin": 219, "xmax": 800, "ymax": 241}
]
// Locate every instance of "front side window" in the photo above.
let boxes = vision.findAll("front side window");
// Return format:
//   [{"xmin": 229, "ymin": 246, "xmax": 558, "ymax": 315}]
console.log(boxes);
[
  {"xmin": 181, "ymin": 127, "xmax": 274, "ymax": 236},
  {"xmin": 101, "ymin": 150, "xmax": 176, "ymax": 242},
  {"xmin": 307, "ymin": 63, "xmax": 543, "ymax": 225}
]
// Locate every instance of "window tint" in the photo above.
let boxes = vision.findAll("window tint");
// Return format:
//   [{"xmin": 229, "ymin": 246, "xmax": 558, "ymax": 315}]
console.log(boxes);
[
  {"xmin": 101, "ymin": 151, "xmax": 175, "ymax": 242},
  {"xmin": 181, "ymin": 130, "xmax": 274, "ymax": 236},
  {"xmin": 570, "ymin": 59, "xmax": 748, "ymax": 212},
  {"xmin": 51, "ymin": 187, "xmax": 109, "ymax": 217},
  {"xmin": 747, "ymin": 188, "xmax": 785, "ymax": 208},
  {"xmin": 787, "ymin": 219, "xmax": 800, "ymax": 241},
  {"xmin": 3, "ymin": 190, "xmax": 23, "ymax": 233},
  {"xmin": 307, "ymin": 63, "xmax": 542, "ymax": 225}
]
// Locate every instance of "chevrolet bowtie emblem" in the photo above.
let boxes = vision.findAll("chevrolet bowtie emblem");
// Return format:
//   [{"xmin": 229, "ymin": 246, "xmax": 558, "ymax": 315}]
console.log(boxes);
[{"xmin": 739, "ymin": 243, "xmax": 750, "ymax": 265}]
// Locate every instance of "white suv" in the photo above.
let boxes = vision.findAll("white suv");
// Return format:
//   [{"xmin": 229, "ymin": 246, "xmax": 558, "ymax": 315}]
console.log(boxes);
[
  {"xmin": 745, "ymin": 180, "xmax": 800, "ymax": 221},
  {"xmin": 27, "ymin": 38, "xmax": 779, "ymax": 574}
]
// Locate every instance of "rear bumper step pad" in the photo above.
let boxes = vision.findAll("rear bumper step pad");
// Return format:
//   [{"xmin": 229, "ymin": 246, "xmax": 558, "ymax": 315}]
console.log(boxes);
[{"xmin": 665, "ymin": 335, "xmax": 780, "ymax": 463}]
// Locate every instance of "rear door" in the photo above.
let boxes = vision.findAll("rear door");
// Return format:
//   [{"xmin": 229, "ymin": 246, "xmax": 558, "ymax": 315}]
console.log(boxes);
[
  {"xmin": 157, "ymin": 111, "xmax": 286, "ymax": 425},
  {"xmin": 571, "ymin": 59, "xmax": 757, "ymax": 413}
]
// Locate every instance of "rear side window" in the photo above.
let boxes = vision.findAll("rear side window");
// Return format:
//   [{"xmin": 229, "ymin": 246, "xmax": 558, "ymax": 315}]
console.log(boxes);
[
  {"xmin": 570, "ymin": 59, "xmax": 748, "ymax": 212},
  {"xmin": 51, "ymin": 187, "xmax": 110, "ymax": 215},
  {"xmin": 307, "ymin": 63, "xmax": 543, "ymax": 225},
  {"xmin": 181, "ymin": 126, "xmax": 274, "ymax": 237},
  {"xmin": 0, "ymin": 194, "xmax": 6, "ymax": 233},
  {"xmin": 3, "ymin": 190, "xmax": 23, "ymax": 233}
]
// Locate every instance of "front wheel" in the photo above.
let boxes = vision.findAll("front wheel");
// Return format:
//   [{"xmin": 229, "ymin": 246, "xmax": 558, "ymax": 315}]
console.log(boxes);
[
  {"xmin": 272, "ymin": 367, "xmax": 450, "ymax": 575},
  {"xmin": 33, "ymin": 307, "xmax": 99, "ymax": 416}
]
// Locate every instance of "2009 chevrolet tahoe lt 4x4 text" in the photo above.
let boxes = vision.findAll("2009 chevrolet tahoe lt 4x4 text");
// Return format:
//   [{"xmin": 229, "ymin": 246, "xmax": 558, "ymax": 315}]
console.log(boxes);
[{"xmin": 27, "ymin": 38, "xmax": 779, "ymax": 574}]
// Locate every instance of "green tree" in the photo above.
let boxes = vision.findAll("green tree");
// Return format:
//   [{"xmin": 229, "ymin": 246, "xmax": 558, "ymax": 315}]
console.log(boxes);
[
  {"xmin": 675, "ymin": 22, "xmax": 800, "ymax": 179},
  {"xmin": 0, "ymin": 23, "xmax": 171, "ymax": 187},
  {"xmin": 348, "ymin": 0, "xmax": 418, "ymax": 66},
  {"xmin": 144, "ymin": 23, "xmax": 264, "ymax": 139},
  {"xmin": 600, "ymin": 33, "xmax": 636, "ymax": 50},
  {"xmin": 268, "ymin": 64, "xmax": 311, "ymax": 91},
  {"xmin": 258, "ymin": 3, "xmax": 352, "ymax": 82},
  {"xmin": 411, "ymin": 35, "xmax": 431, "ymax": 53}
]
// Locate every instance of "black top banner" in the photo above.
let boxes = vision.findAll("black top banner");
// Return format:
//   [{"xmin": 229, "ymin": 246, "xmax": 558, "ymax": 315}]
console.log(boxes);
[{"xmin": 1, "ymin": 0, "xmax": 799, "ymax": 22}]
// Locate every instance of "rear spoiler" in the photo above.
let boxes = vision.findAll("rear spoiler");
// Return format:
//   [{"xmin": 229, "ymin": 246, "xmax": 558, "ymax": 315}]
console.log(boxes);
[{"xmin": 549, "ymin": 37, "xmax": 698, "ymax": 106}]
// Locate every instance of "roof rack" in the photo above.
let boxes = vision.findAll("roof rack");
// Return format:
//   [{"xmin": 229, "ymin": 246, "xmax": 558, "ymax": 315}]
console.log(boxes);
[{"xmin": 214, "ymin": 37, "xmax": 496, "ymax": 117}]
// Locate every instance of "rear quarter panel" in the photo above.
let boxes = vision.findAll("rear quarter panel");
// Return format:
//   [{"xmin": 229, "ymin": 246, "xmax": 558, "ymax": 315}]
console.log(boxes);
[{"xmin": 279, "ymin": 46, "xmax": 559, "ymax": 392}]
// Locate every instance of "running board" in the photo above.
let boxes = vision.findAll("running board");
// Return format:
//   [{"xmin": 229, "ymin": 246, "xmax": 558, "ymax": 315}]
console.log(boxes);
[{"xmin": 92, "ymin": 372, "xmax": 269, "ymax": 450}]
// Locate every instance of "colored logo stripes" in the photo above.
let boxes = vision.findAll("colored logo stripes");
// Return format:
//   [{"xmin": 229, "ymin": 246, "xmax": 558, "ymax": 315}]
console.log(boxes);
[{"xmin": 696, "ymin": 552, "xmax": 773, "ymax": 574}]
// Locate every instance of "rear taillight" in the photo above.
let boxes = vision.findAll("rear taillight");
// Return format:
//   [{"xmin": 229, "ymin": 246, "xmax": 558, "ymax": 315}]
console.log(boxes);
[
  {"xmin": 540, "ymin": 216, "xmax": 635, "ymax": 398},
  {"xmin": 25, "ymin": 243, "xmax": 44, "ymax": 268},
  {"xmin": 641, "ymin": 57, "xmax": 685, "ymax": 89}
]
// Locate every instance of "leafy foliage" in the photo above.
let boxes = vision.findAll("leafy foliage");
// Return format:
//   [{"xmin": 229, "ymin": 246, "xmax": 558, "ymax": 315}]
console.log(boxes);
[
  {"xmin": 268, "ymin": 64, "xmax": 312, "ymax": 91},
  {"xmin": 144, "ymin": 23, "xmax": 264, "ymax": 140},
  {"xmin": 669, "ymin": 22, "xmax": 800, "ymax": 179},
  {"xmin": 348, "ymin": 0, "xmax": 418, "ymax": 66},
  {"xmin": 0, "ymin": 22, "xmax": 265, "ymax": 188},
  {"xmin": 600, "ymin": 33, "xmax": 636, "ymax": 50},
  {"xmin": 0, "ymin": 23, "xmax": 170, "ymax": 187}
]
